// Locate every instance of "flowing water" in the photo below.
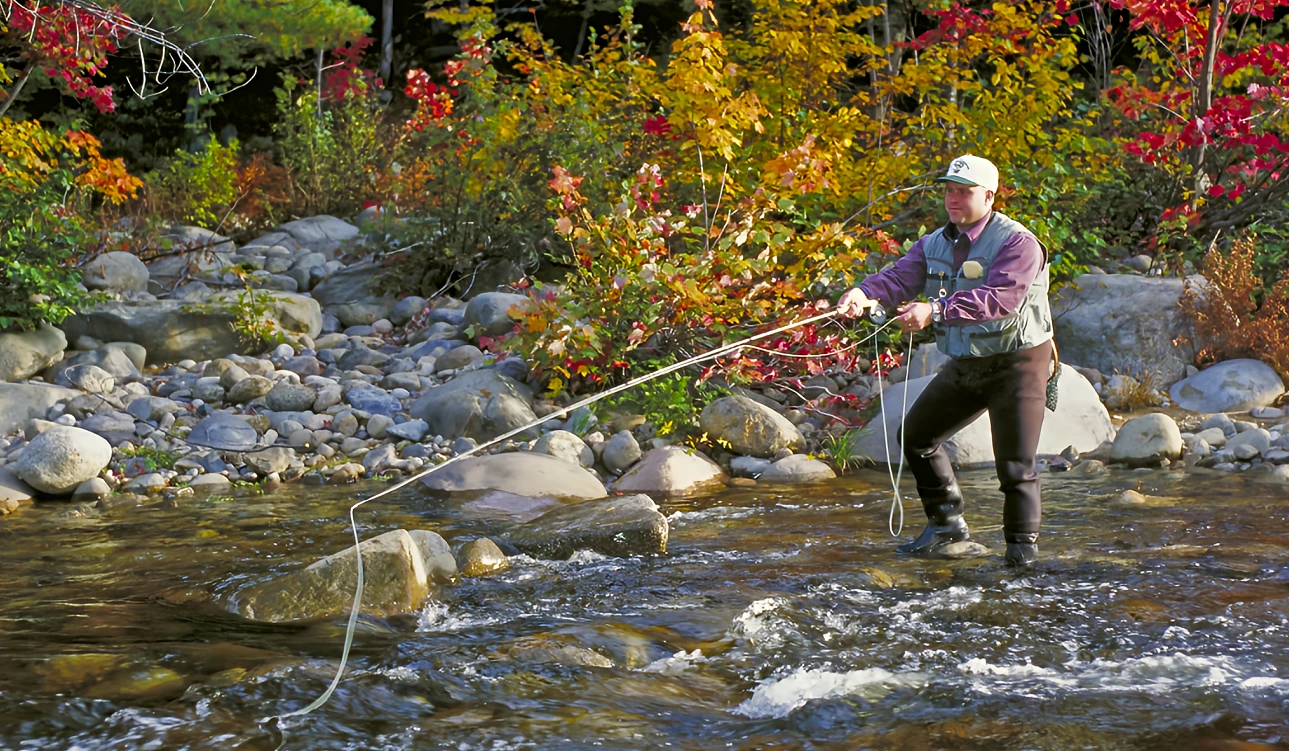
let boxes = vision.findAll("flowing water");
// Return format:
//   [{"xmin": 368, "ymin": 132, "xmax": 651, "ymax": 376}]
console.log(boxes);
[{"xmin": 3, "ymin": 466, "xmax": 1289, "ymax": 750}]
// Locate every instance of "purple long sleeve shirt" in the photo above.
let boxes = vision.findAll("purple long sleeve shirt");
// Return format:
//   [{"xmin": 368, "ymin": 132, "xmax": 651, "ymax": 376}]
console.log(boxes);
[{"xmin": 859, "ymin": 212, "xmax": 1044, "ymax": 325}]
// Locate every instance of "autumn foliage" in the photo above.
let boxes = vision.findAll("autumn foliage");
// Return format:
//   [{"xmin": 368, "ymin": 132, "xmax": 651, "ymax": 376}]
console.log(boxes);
[{"xmin": 1180, "ymin": 237, "xmax": 1289, "ymax": 378}]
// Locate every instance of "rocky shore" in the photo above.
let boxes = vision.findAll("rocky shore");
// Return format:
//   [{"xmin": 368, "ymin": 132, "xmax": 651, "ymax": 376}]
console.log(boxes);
[{"xmin": 2, "ymin": 214, "xmax": 1286, "ymax": 622}]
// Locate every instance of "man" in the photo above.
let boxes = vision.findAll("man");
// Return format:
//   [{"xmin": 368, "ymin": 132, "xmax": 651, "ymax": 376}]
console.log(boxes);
[{"xmin": 835, "ymin": 154, "xmax": 1053, "ymax": 567}]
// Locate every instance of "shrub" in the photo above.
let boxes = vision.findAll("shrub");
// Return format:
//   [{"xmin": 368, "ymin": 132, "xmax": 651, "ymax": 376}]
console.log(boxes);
[
  {"xmin": 272, "ymin": 66, "xmax": 387, "ymax": 219},
  {"xmin": 1179, "ymin": 235, "xmax": 1289, "ymax": 377},
  {"xmin": 0, "ymin": 119, "xmax": 139, "ymax": 330},
  {"xmin": 140, "ymin": 138, "xmax": 240, "ymax": 230}
]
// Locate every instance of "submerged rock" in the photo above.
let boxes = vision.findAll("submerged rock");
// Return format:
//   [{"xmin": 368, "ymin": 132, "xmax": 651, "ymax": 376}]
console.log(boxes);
[{"xmin": 504, "ymin": 494, "xmax": 668, "ymax": 559}]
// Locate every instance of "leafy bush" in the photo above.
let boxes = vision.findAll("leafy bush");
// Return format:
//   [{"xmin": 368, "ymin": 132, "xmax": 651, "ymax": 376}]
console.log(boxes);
[
  {"xmin": 140, "ymin": 138, "xmax": 240, "ymax": 230},
  {"xmin": 272, "ymin": 61, "xmax": 386, "ymax": 219},
  {"xmin": 1179, "ymin": 235, "xmax": 1289, "ymax": 377},
  {"xmin": 0, "ymin": 119, "xmax": 139, "ymax": 331},
  {"xmin": 502, "ymin": 153, "xmax": 881, "ymax": 401}
]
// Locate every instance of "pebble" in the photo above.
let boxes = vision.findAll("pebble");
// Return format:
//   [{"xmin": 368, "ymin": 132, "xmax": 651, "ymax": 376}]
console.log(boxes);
[{"xmin": 367, "ymin": 414, "xmax": 395, "ymax": 439}]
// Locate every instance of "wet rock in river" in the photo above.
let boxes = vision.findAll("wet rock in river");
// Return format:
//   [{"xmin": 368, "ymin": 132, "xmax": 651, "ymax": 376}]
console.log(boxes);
[
  {"xmin": 503, "ymin": 494, "xmax": 668, "ymax": 559},
  {"xmin": 235, "ymin": 529, "xmax": 431, "ymax": 622},
  {"xmin": 460, "ymin": 537, "xmax": 509, "ymax": 577},
  {"xmin": 409, "ymin": 529, "xmax": 458, "ymax": 583}
]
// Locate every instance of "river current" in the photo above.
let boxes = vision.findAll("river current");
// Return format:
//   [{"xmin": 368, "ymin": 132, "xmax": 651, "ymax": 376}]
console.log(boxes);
[{"xmin": 2, "ymin": 466, "xmax": 1288, "ymax": 749}]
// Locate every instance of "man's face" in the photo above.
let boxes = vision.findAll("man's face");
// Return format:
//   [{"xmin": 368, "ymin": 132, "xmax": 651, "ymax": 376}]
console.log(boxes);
[{"xmin": 943, "ymin": 182, "xmax": 994, "ymax": 226}]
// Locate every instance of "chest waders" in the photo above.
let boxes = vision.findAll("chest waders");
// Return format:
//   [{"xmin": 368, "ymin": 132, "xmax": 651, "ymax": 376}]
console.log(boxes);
[{"xmin": 894, "ymin": 212, "xmax": 1053, "ymax": 568}]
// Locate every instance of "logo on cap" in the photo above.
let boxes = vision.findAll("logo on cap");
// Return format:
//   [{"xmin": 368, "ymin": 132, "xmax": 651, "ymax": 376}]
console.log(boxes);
[{"xmin": 949, "ymin": 159, "xmax": 969, "ymax": 175}]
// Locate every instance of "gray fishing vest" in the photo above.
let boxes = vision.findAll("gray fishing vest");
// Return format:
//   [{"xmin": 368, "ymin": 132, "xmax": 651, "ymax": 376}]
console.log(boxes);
[{"xmin": 921, "ymin": 212, "xmax": 1052, "ymax": 359}]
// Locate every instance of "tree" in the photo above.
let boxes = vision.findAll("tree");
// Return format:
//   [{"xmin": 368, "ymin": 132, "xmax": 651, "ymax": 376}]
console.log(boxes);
[
  {"xmin": 1, "ymin": 0, "xmax": 207, "ymax": 117},
  {"xmin": 1102, "ymin": 0, "xmax": 1289, "ymax": 242}
]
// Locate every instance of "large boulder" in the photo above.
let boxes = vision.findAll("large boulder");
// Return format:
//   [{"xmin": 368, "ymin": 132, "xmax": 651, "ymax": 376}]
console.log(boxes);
[
  {"xmin": 463, "ymin": 292, "xmax": 532, "ymax": 338},
  {"xmin": 234, "ymin": 529, "xmax": 430, "ymax": 623},
  {"xmin": 504, "ymin": 495, "xmax": 669, "ymax": 559},
  {"xmin": 421, "ymin": 452, "xmax": 607, "ymax": 500},
  {"xmin": 0, "ymin": 382, "xmax": 80, "ymax": 437},
  {"xmin": 698, "ymin": 396, "xmax": 803, "ymax": 458},
  {"xmin": 46, "ymin": 347, "xmax": 141, "ymax": 385},
  {"xmin": 251, "ymin": 216, "xmax": 359, "ymax": 253},
  {"xmin": 309, "ymin": 263, "xmax": 384, "ymax": 306},
  {"xmin": 409, "ymin": 369, "xmax": 537, "ymax": 441},
  {"xmin": 1169, "ymin": 359, "xmax": 1285, "ymax": 413},
  {"xmin": 11, "ymin": 426, "xmax": 112, "ymax": 495},
  {"xmin": 81, "ymin": 252, "xmax": 149, "ymax": 292},
  {"xmin": 612, "ymin": 445, "xmax": 727, "ymax": 496},
  {"xmin": 1109, "ymin": 413, "xmax": 1183, "ymax": 466},
  {"xmin": 856, "ymin": 364, "xmax": 1115, "ymax": 468},
  {"xmin": 1051, "ymin": 274, "xmax": 1196, "ymax": 383},
  {"xmin": 60, "ymin": 293, "xmax": 321, "ymax": 365},
  {"xmin": 0, "ymin": 325, "xmax": 66, "ymax": 382}
]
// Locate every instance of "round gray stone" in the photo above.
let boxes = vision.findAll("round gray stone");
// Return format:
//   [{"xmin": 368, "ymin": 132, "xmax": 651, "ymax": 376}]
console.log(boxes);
[
  {"xmin": 187, "ymin": 414, "xmax": 259, "ymax": 451},
  {"xmin": 1170, "ymin": 359, "xmax": 1285, "ymax": 413}
]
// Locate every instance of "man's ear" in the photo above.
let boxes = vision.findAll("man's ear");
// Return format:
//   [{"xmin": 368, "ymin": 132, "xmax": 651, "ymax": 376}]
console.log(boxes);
[{"xmin": 985, "ymin": 189, "xmax": 996, "ymax": 203}]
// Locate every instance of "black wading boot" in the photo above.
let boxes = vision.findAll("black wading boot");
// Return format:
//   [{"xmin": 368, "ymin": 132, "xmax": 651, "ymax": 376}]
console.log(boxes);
[
  {"xmin": 897, "ymin": 483, "xmax": 970, "ymax": 556},
  {"xmin": 1004, "ymin": 533, "xmax": 1039, "ymax": 568}
]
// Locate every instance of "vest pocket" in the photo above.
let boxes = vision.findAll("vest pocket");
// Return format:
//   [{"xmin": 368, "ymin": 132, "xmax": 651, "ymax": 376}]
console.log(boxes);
[{"xmin": 963, "ymin": 318, "xmax": 1020, "ymax": 357}]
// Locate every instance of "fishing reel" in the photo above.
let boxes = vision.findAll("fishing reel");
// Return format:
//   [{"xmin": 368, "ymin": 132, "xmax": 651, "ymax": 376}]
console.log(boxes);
[{"xmin": 867, "ymin": 303, "xmax": 888, "ymax": 325}]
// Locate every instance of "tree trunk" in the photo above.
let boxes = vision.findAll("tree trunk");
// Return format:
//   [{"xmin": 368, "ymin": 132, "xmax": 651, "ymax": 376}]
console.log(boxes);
[
  {"xmin": 315, "ymin": 47, "xmax": 325, "ymax": 121},
  {"xmin": 572, "ymin": 0, "xmax": 595, "ymax": 62},
  {"xmin": 379, "ymin": 0, "xmax": 393, "ymax": 84},
  {"xmin": 0, "ymin": 65, "xmax": 33, "ymax": 119},
  {"xmin": 1192, "ymin": 0, "xmax": 1233, "ymax": 193}
]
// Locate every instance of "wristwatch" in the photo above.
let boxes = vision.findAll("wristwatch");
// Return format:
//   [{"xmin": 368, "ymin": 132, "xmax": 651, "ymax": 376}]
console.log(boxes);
[{"xmin": 930, "ymin": 299, "xmax": 944, "ymax": 323}]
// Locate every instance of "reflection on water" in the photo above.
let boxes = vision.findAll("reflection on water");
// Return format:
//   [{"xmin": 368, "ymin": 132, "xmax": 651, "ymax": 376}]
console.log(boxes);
[{"xmin": 2, "ymin": 467, "xmax": 1289, "ymax": 750}]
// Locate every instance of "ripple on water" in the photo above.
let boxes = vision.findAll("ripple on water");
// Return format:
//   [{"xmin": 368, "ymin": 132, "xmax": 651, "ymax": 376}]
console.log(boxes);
[{"xmin": 735, "ymin": 666, "xmax": 927, "ymax": 719}]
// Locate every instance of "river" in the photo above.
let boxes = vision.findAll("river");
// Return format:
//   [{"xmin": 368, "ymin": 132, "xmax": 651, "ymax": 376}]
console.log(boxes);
[{"xmin": 2, "ymin": 466, "xmax": 1288, "ymax": 749}]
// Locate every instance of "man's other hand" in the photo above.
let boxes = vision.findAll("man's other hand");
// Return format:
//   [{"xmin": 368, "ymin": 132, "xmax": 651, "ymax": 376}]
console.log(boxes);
[{"xmin": 896, "ymin": 302, "xmax": 933, "ymax": 332}]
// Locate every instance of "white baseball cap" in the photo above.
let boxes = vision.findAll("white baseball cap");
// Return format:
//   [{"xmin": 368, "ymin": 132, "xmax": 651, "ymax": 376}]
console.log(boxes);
[{"xmin": 936, "ymin": 154, "xmax": 999, "ymax": 192}]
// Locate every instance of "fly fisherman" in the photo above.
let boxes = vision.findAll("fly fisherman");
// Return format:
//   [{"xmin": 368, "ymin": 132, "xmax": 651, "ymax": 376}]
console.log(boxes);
[{"xmin": 834, "ymin": 155, "xmax": 1054, "ymax": 567}]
